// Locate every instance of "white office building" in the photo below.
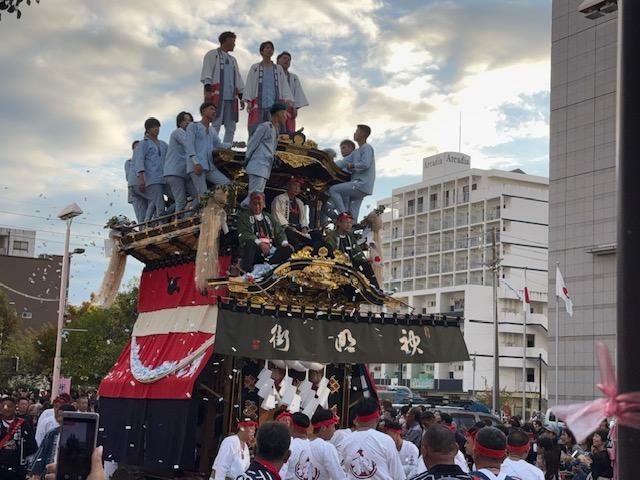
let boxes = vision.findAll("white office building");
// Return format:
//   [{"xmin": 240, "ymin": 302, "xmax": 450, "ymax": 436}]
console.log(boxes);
[
  {"xmin": 371, "ymin": 152, "xmax": 549, "ymax": 414},
  {"xmin": 0, "ymin": 228, "xmax": 36, "ymax": 257}
]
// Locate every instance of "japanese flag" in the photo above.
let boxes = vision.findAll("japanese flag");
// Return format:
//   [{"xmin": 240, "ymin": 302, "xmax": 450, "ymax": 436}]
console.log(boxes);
[{"xmin": 555, "ymin": 265, "xmax": 574, "ymax": 317}]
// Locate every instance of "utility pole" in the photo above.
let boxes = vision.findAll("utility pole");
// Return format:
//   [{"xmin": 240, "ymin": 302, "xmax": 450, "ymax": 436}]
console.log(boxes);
[
  {"xmin": 471, "ymin": 354, "xmax": 476, "ymax": 397},
  {"xmin": 522, "ymin": 267, "xmax": 528, "ymax": 421},
  {"xmin": 617, "ymin": 2, "xmax": 640, "ymax": 476},
  {"xmin": 538, "ymin": 353, "xmax": 542, "ymax": 411},
  {"xmin": 491, "ymin": 227, "xmax": 500, "ymax": 416}
]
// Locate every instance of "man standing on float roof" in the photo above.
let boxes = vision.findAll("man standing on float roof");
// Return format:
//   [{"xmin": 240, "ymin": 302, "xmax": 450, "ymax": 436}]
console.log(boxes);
[
  {"xmin": 186, "ymin": 102, "xmax": 244, "ymax": 204},
  {"xmin": 201, "ymin": 31, "xmax": 245, "ymax": 143},
  {"xmin": 134, "ymin": 117, "xmax": 169, "ymax": 222},
  {"xmin": 276, "ymin": 51, "xmax": 309, "ymax": 134},
  {"xmin": 241, "ymin": 102, "xmax": 288, "ymax": 208},
  {"xmin": 328, "ymin": 124, "xmax": 375, "ymax": 222},
  {"xmin": 244, "ymin": 41, "xmax": 293, "ymax": 136}
]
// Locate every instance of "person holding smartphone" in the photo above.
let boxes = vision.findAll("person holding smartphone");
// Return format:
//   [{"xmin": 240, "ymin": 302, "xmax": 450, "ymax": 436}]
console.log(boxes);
[{"xmin": 29, "ymin": 404, "xmax": 77, "ymax": 479}]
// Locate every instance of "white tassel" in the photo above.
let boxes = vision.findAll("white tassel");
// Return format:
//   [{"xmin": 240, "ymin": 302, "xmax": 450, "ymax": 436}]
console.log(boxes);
[
  {"xmin": 195, "ymin": 187, "xmax": 229, "ymax": 291},
  {"xmin": 94, "ymin": 230, "xmax": 127, "ymax": 308}
]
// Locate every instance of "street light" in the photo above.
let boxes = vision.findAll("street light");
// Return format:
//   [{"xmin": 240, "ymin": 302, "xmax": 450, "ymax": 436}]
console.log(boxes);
[{"xmin": 51, "ymin": 202, "xmax": 83, "ymax": 398}]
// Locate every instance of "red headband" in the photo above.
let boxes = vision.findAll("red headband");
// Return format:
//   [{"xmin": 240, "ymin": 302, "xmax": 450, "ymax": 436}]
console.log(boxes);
[
  {"xmin": 292, "ymin": 423, "xmax": 308, "ymax": 433},
  {"xmin": 385, "ymin": 427, "xmax": 402, "ymax": 434},
  {"xmin": 337, "ymin": 212, "xmax": 353, "ymax": 221},
  {"xmin": 276, "ymin": 411, "xmax": 292, "ymax": 421},
  {"xmin": 312, "ymin": 417, "xmax": 338, "ymax": 429},
  {"xmin": 355, "ymin": 411, "xmax": 380, "ymax": 424},
  {"xmin": 507, "ymin": 442, "xmax": 531, "ymax": 454},
  {"xmin": 474, "ymin": 443, "xmax": 507, "ymax": 459},
  {"xmin": 238, "ymin": 421, "xmax": 258, "ymax": 429},
  {"xmin": 289, "ymin": 177, "xmax": 304, "ymax": 185}
]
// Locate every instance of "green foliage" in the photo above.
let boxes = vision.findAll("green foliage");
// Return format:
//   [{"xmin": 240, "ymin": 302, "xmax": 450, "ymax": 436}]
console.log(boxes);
[
  {"xmin": 1, "ymin": 284, "xmax": 139, "ymax": 389},
  {"xmin": 61, "ymin": 285, "xmax": 139, "ymax": 386},
  {"xmin": 0, "ymin": 289, "xmax": 19, "ymax": 342}
]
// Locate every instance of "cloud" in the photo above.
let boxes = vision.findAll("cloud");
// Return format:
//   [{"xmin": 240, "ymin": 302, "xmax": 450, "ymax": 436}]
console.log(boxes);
[{"xmin": 0, "ymin": 0, "xmax": 551, "ymax": 303}]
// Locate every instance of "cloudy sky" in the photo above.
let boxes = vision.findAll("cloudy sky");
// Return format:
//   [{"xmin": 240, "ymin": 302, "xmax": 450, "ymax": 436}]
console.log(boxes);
[{"xmin": 0, "ymin": 0, "xmax": 551, "ymax": 304}]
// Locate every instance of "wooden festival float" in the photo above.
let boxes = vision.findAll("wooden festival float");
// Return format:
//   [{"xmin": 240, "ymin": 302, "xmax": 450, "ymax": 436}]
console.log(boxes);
[{"xmin": 96, "ymin": 132, "xmax": 470, "ymax": 479}]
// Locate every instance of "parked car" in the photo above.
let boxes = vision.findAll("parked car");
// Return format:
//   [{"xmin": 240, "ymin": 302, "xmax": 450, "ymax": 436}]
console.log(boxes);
[{"xmin": 431, "ymin": 406, "xmax": 502, "ymax": 430}]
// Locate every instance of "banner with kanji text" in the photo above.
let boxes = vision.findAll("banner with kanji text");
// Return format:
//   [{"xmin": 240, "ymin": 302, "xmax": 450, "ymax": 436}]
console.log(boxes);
[{"xmin": 214, "ymin": 309, "xmax": 469, "ymax": 364}]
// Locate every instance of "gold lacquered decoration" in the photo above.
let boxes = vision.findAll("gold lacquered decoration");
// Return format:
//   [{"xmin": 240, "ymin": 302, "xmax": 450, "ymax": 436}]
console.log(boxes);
[
  {"xmin": 290, "ymin": 246, "xmax": 314, "ymax": 260},
  {"xmin": 318, "ymin": 246, "xmax": 329, "ymax": 258},
  {"xmin": 276, "ymin": 151, "xmax": 316, "ymax": 168},
  {"xmin": 217, "ymin": 149, "xmax": 236, "ymax": 163},
  {"xmin": 278, "ymin": 134, "xmax": 293, "ymax": 144},
  {"xmin": 328, "ymin": 375, "xmax": 341, "ymax": 394},
  {"xmin": 303, "ymin": 139, "xmax": 318, "ymax": 149},
  {"xmin": 292, "ymin": 132, "xmax": 306, "ymax": 146}
]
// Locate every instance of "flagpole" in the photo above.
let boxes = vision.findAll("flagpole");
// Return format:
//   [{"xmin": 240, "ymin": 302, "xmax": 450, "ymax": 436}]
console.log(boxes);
[
  {"xmin": 555, "ymin": 262, "xmax": 559, "ymax": 411},
  {"xmin": 522, "ymin": 267, "xmax": 527, "ymax": 421}
]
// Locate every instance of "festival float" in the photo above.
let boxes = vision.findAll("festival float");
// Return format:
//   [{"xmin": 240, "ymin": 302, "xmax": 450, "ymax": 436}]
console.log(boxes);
[{"xmin": 95, "ymin": 131, "xmax": 470, "ymax": 479}]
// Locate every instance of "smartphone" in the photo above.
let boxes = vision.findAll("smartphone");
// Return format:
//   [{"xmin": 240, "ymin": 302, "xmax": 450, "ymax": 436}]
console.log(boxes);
[{"xmin": 56, "ymin": 412, "xmax": 100, "ymax": 480}]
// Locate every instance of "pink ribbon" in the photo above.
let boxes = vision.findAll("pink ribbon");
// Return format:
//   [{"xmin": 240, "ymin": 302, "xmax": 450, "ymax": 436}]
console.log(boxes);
[{"xmin": 552, "ymin": 342, "xmax": 640, "ymax": 442}]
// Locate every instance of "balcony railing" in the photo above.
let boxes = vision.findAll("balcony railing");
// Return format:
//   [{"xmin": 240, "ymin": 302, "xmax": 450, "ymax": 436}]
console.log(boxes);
[
  {"xmin": 428, "ymin": 242, "xmax": 440, "ymax": 253},
  {"xmin": 442, "ymin": 240, "xmax": 454, "ymax": 251},
  {"xmin": 429, "ymin": 221, "xmax": 441, "ymax": 231},
  {"xmin": 486, "ymin": 208, "xmax": 501, "ymax": 220},
  {"xmin": 428, "ymin": 265, "xmax": 440, "ymax": 274},
  {"xmin": 416, "ymin": 244, "xmax": 428, "ymax": 255},
  {"xmin": 455, "ymin": 238, "xmax": 468, "ymax": 249},
  {"xmin": 442, "ymin": 218, "xmax": 454, "ymax": 229},
  {"xmin": 442, "ymin": 262, "xmax": 453, "ymax": 273}
]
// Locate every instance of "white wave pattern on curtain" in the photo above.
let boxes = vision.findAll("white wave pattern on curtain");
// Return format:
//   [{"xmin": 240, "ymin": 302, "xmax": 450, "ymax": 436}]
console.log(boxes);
[{"xmin": 129, "ymin": 335, "xmax": 216, "ymax": 383}]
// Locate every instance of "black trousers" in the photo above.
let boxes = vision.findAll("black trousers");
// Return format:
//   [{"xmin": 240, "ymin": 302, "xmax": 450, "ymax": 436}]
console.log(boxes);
[
  {"xmin": 284, "ymin": 227, "xmax": 314, "ymax": 251},
  {"xmin": 240, "ymin": 242, "xmax": 292, "ymax": 272}
]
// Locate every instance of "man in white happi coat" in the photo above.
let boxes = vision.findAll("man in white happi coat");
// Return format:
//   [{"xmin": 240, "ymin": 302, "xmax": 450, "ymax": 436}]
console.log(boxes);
[
  {"xmin": 342, "ymin": 398, "xmax": 404, "ymax": 480},
  {"xmin": 279, "ymin": 412, "xmax": 311, "ymax": 480},
  {"xmin": 244, "ymin": 41, "xmax": 293, "ymax": 136},
  {"xmin": 271, "ymin": 176, "xmax": 312, "ymax": 250},
  {"xmin": 201, "ymin": 31, "xmax": 245, "ymax": 143},
  {"xmin": 210, "ymin": 419, "xmax": 256, "ymax": 480},
  {"xmin": 500, "ymin": 429, "xmax": 544, "ymax": 480},
  {"xmin": 276, "ymin": 51, "xmax": 309, "ymax": 134},
  {"xmin": 305, "ymin": 408, "xmax": 347, "ymax": 480},
  {"xmin": 383, "ymin": 420, "xmax": 420, "ymax": 478}
]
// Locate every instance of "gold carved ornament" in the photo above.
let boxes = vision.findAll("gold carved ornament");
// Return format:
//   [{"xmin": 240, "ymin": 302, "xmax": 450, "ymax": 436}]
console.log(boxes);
[{"xmin": 276, "ymin": 151, "xmax": 316, "ymax": 169}]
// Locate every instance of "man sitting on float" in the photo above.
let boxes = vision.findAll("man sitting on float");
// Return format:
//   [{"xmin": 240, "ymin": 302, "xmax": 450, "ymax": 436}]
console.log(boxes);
[
  {"xmin": 237, "ymin": 192, "xmax": 293, "ymax": 276},
  {"xmin": 271, "ymin": 176, "xmax": 314, "ymax": 251},
  {"xmin": 325, "ymin": 211, "xmax": 381, "ymax": 290}
]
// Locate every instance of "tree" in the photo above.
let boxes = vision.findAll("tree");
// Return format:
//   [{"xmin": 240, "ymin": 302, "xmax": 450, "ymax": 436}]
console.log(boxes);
[
  {"xmin": 0, "ymin": 289, "xmax": 19, "ymax": 352},
  {"xmin": 0, "ymin": 283, "xmax": 139, "ymax": 390},
  {"xmin": 0, "ymin": 0, "xmax": 40, "ymax": 21},
  {"xmin": 60, "ymin": 284, "xmax": 139, "ymax": 387}
]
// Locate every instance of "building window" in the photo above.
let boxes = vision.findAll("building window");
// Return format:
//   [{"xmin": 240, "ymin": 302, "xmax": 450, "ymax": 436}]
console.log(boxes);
[
  {"xmin": 449, "ymin": 371, "xmax": 454, "ymax": 379},
  {"xmin": 407, "ymin": 199, "xmax": 415, "ymax": 215},
  {"xmin": 13, "ymin": 240, "xmax": 29, "ymax": 251},
  {"xmin": 417, "ymin": 197, "xmax": 424, "ymax": 212},
  {"xmin": 472, "ymin": 183, "xmax": 478, "ymax": 190},
  {"xmin": 430, "ymin": 193, "xmax": 438, "ymax": 209},
  {"xmin": 462, "ymin": 185, "xmax": 470, "ymax": 203},
  {"xmin": 526, "ymin": 368, "xmax": 535, "ymax": 383},
  {"xmin": 526, "ymin": 334, "xmax": 535, "ymax": 348}
]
